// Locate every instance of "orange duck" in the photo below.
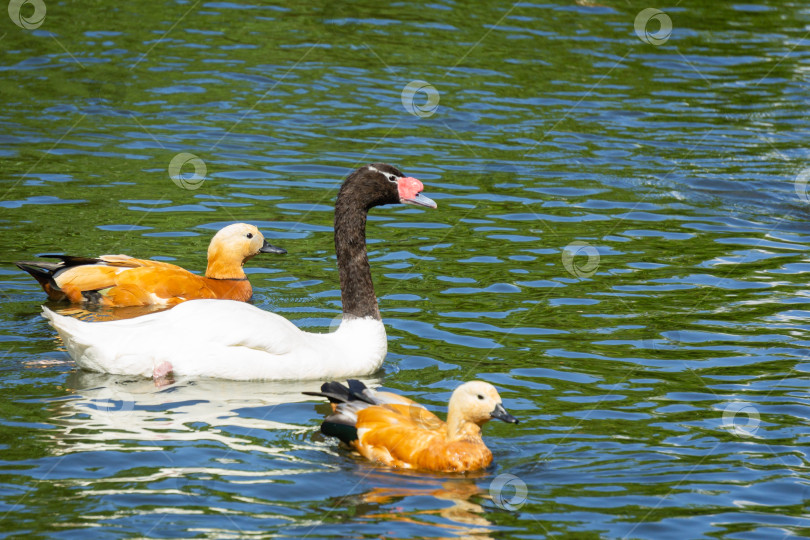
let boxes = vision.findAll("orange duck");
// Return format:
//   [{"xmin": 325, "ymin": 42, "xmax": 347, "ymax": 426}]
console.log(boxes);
[
  {"xmin": 16, "ymin": 223, "xmax": 285, "ymax": 307},
  {"xmin": 305, "ymin": 379, "xmax": 518, "ymax": 472}
]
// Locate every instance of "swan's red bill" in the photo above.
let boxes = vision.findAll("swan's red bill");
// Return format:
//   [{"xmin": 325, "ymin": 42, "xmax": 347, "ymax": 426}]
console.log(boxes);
[{"xmin": 397, "ymin": 177, "xmax": 437, "ymax": 209}]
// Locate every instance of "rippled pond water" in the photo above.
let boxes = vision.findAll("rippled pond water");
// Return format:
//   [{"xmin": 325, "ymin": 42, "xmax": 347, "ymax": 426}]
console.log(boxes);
[{"xmin": 2, "ymin": 1, "xmax": 809, "ymax": 538}]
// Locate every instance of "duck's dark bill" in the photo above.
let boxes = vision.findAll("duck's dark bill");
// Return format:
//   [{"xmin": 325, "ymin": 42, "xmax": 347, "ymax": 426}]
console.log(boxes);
[
  {"xmin": 491, "ymin": 403, "xmax": 519, "ymax": 424},
  {"xmin": 260, "ymin": 241, "xmax": 287, "ymax": 254}
]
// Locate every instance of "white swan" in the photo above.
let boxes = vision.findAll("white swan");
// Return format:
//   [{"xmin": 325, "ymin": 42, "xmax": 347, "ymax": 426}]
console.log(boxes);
[{"xmin": 43, "ymin": 163, "xmax": 436, "ymax": 381}]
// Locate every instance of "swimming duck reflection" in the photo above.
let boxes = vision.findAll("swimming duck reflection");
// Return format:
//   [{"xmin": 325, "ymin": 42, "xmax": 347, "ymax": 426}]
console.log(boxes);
[{"xmin": 332, "ymin": 470, "xmax": 497, "ymax": 538}]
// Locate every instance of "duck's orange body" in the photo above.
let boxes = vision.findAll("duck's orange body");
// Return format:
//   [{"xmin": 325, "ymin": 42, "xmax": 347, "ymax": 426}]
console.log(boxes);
[
  {"xmin": 16, "ymin": 223, "xmax": 285, "ymax": 307},
  {"xmin": 306, "ymin": 380, "xmax": 518, "ymax": 473},
  {"xmin": 353, "ymin": 403, "xmax": 495, "ymax": 472},
  {"xmin": 49, "ymin": 256, "xmax": 254, "ymax": 305}
]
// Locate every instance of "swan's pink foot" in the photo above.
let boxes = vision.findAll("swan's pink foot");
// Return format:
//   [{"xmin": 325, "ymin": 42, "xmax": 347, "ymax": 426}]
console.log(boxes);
[{"xmin": 153, "ymin": 361, "xmax": 174, "ymax": 387}]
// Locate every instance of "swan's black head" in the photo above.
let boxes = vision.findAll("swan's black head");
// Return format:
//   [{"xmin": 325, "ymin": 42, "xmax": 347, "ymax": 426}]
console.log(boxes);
[{"xmin": 338, "ymin": 163, "xmax": 437, "ymax": 211}]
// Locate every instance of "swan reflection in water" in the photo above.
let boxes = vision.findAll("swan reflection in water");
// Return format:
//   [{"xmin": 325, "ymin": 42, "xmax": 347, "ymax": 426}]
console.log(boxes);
[{"xmin": 51, "ymin": 371, "xmax": 383, "ymax": 454}]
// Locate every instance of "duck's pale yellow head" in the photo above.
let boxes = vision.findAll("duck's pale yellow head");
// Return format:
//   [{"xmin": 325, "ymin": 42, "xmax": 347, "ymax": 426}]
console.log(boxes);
[
  {"xmin": 449, "ymin": 381, "xmax": 518, "ymax": 426},
  {"xmin": 209, "ymin": 223, "xmax": 286, "ymax": 264}
]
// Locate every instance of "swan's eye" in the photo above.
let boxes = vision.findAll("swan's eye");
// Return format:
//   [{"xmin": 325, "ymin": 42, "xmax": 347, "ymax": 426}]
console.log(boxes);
[
  {"xmin": 477, "ymin": 394, "xmax": 484, "ymax": 400},
  {"xmin": 246, "ymin": 233, "xmax": 253, "ymax": 239}
]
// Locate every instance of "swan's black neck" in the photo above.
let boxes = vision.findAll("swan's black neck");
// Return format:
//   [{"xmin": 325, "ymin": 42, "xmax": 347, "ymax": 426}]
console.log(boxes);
[
  {"xmin": 333, "ymin": 166, "xmax": 401, "ymax": 320},
  {"xmin": 334, "ymin": 195, "xmax": 380, "ymax": 320}
]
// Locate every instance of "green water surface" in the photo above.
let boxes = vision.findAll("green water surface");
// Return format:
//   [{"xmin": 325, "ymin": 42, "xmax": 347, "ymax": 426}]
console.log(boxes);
[{"xmin": 1, "ymin": 1, "xmax": 809, "ymax": 538}]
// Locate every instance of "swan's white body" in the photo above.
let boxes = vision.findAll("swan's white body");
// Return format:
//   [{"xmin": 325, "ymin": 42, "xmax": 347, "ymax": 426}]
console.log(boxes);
[{"xmin": 43, "ymin": 299, "xmax": 387, "ymax": 381}]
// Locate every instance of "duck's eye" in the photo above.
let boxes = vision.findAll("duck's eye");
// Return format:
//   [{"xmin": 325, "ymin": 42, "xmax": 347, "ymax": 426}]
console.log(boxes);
[
  {"xmin": 246, "ymin": 233, "xmax": 253, "ymax": 239},
  {"xmin": 387, "ymin": 174, "xmax": 397, "ymax": 182},
  {"xmin": 477, "ymin": 394, "xmax": 484, "ymax": 400}
]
